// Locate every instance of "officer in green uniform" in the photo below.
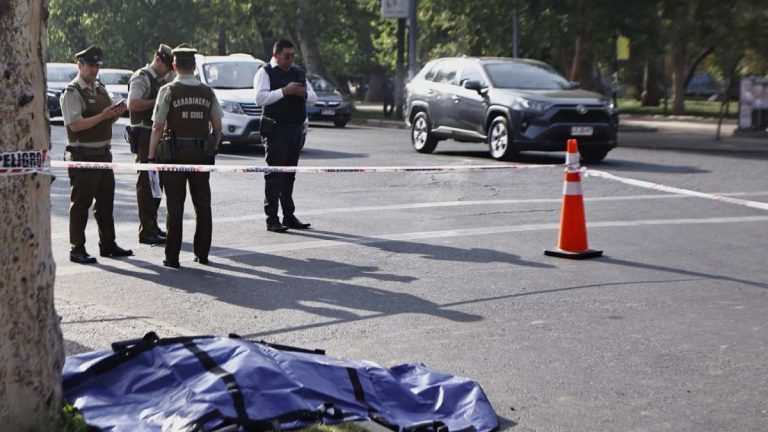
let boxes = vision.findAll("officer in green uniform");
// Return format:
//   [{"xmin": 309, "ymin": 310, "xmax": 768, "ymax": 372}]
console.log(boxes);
[
  {"xmin": 149, "ymin": 45, "xmax": 223, "ymax": 268},
  {"xmin": 61, "ymin": 45, "xmax": 133, "ymax": 264},
  {"xmin": 127, "ymin": 43, "xmax": 174, "ymax": 245}
]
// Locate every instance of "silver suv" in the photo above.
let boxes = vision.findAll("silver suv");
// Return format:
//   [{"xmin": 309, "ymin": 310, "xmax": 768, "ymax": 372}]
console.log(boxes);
[
  {"xmin": 194, "ymin": 53, "xmax": 265, "ymax": 145},
  {"xmin": 405, "ymin": 57, "xmax": 618, "ymax": 162}
]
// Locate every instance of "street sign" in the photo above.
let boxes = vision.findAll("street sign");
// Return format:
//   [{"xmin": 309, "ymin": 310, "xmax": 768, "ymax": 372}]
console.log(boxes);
[
  {"xmin": 616, "ymin": 35, "xmax": 630, "ymax": 61},
  {"xmin": 382, "ymin": 0, "xmax": 408, "ymax": 18}
]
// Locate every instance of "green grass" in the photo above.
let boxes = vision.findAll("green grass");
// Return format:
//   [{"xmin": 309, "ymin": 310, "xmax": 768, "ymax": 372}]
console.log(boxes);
[
  {"xmin": 617, "ymin": 98, "xmax": 738, "ymax": 118},
  {"xmin": 350, "ymin": 104, "xmax": 404, "ymax": 123},
  {"xmin": 59, "ymin": 403, "xmax": 89, "ymax": 432}
]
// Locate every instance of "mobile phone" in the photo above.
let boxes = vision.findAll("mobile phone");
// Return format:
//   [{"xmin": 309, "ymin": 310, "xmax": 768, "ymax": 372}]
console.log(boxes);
[{"xmin": 114, "ymin": 98, "xmax": 126, "ymax": 107}]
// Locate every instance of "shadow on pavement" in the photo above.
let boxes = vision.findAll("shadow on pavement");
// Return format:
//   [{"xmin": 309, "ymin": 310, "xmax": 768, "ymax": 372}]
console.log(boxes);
[
  {"xmin": 98, "ymin": 249, "xmax": 483, "ymax": 340},
  {"xmin": 586, "ymin": 158, "xmax": 710, "ymax": 174},
  {"xmin": 599, "ymin": 256, "xmax": 768, "ymax": 290},
  {"xmin": 288, "ymin": 229, "xmax": 555, "ymax": 268}
]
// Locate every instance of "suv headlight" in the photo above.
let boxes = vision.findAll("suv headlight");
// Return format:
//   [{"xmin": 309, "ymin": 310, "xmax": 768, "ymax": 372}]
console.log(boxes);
[
  {"xmin": 221, "ymin": 101, "xmax": 245, "ymax": 114},
  {"xmin": 513, "ymin": 97, "xmax": 551, "ymax": 113}
]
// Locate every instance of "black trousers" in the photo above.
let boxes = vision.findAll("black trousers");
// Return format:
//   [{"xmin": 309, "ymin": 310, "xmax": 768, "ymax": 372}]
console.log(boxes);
[
  {"xmin": 68, "ymin": 152, "xmax": 116, "ymax": 251},
  {"xmin": 135, "ymin": 128, "xmax": 162, "ymax": 239},
  {"xmin": 264, "ymin": 124, "xmax": 303, "ymax": 222},
  {"xmin": 162, "ymin": 149, "xmax": 213, "ymax": 262}
]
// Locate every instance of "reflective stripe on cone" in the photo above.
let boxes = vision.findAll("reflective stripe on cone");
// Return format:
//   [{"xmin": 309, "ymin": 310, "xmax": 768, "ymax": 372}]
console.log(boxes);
[{"xmin": 545, "ymin": 139, "xmax": 603, "ymax": 259}]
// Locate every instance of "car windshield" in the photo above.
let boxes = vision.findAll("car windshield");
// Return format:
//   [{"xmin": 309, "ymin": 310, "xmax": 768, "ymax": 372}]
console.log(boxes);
[
  {"xmin": 308, "ymin": 76, "xmax": 336, "ymax": 92},
  {"xmin": 99, "ymin": 72, "xmax": 131, "ymax": 85},
  {"xmin": 485, "ymin": 62, "xmax": 572, "ymax": 90},
  {"xmin": 47, "ymin": 65, "xmax": 78, "ymax": 82},
  {"xmin": 203, "ymin": 62, "xmax": 262, "ymax": 89}
]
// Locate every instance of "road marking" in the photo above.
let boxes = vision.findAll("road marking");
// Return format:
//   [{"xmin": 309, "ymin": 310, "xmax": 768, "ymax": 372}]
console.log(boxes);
[
  {"xmin": 55, "ymin": 214, "xmax": 768, "ymax": 276},
  {"xmin": 48, "ymin": 191, "xmax": 768, "ymax": 239}
]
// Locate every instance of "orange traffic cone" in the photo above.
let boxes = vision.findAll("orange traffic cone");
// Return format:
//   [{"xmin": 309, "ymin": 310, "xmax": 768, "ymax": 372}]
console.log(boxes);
[{"xmin": 544, "ymin": 139, "xmax": 603, "ymax": 259}]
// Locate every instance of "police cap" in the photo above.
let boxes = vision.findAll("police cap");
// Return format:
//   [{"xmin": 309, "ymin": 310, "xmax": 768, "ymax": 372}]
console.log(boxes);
[
  {"xmin": 75, "ymin": 45, "xmax": 104, "ymax": 66},
  {"xmin": 157, "ymin": 44, "xmax": 173, "ymax": 68},
  {"xmin": 172, "ymin": 44, "xmax": 197, "ymax": 60}
]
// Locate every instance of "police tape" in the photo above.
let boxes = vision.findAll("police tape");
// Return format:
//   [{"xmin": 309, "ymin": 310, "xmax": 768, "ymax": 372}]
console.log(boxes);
[
  {"xmin": 0, "ymin": 149, "xmax": 50, "ymax": 176},
  {"xmin": 48, "ymin": 160, "xmax": 562, "ymax": 173},
  {"xmin": 585, "ymin": 169, "xmax": 768, "ymax": 211},
  {"xmin": 5, "ymin": 152, "xmax": 768, "ymax": 212}
]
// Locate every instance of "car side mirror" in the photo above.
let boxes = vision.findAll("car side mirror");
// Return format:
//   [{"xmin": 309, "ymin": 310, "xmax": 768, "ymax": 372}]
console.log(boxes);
[{"xmin": 463, "ymin": 80, "xmax": 485, "ymax": 94}]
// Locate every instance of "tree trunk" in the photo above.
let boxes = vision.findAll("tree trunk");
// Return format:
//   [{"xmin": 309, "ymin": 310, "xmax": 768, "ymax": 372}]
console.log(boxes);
[
  {"xmin": 295, "ymin": 0, "xmax": 341, "ymax": 91},
  {"xmin": 568, "ymin": 0, "xmax": 586, "ymax": 83},
  {"xmin": 670, "ymin": 38, "xmax": 687, "ymax": 115},
  {"xmin": 0, "ymin": 1, "xmax": 64, "ymax": 430},
  {"xmin": 217, "ymin": 27, "xmax": 227, "ymax": 55},
  {"xmin": 641, "ymin": 61, "xmax": 662, "ymax": 106},
  {"xmin": 569, "ymin": 34, "xmax": 583, "ymax": 82}
]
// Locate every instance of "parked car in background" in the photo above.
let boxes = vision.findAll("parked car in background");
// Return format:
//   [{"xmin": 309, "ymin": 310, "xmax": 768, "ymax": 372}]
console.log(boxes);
[
  {"xmin": 46, "ymin": 62, "xmax": 78, "ymax": 119},
  {"xmin": 405, "ymin": 57, "xmax": 618, "ymax": 162},
  {"xmin": 98, "ymin": 68, "xmax": 132, "ymax": 116},
  {"xmin": 98, "ymin": 68, "xmax": 132, "ymax": 103},
  {"xmin": 194, "ymin": 53, "xmax": 265, "ymax": 145},
  {"xmin": 685, "ymin": 72, "xmax": 723, "ymax": 99},
  {"xmin": 306, "ymin": 74, "xmax": 351, "ymax": 128}
]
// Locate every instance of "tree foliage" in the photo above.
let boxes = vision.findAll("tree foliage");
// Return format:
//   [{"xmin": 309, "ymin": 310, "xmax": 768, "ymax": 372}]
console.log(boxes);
[{"xmin": 45, "ymin": 0, "xmax": 768, "ymax": 105}]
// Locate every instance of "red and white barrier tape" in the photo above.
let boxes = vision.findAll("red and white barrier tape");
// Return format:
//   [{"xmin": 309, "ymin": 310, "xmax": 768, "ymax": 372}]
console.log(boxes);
[
  {"xmin": 47, "ymin": 160, "xmax": 561, "ymax": 174},
  {"xmin": 0, "ymin": 150, "xmax": 50, "ymax": 176},
  {"xmin": 3, "ymin": 151, "xmax": 767, "ymax": 212},
  {"xmin": 585, "ymin": 169, "xmax": 768, "ymax": 211}
]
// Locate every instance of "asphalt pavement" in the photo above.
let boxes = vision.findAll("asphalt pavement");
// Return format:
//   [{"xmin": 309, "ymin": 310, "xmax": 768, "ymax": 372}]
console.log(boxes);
[{"xmin": 51, "ymin": 115, "xmax": 768, "ymax": 431}]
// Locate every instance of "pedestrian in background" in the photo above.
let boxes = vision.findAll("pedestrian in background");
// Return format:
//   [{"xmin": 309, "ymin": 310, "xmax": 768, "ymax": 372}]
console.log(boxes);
[
  {"xmin": 127, "ymin": 43, "xmax": 174, "ymax": 246},
  {"xmin": 148, "ymin": 45, "xmax": 223, "ymax": 268},
  {"xmin": 253, "ymin": 39, "xmax": 317, "ymax": 232},
  {"xmin": 60, "ymin": 46, "xmax": 133, "ymax": 264},
  {"xmin": 382, "ymin": 75, "xmax": 395, "ymax": 117}
]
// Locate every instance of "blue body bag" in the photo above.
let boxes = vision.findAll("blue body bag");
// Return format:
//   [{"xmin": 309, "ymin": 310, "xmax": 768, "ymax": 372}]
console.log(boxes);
[{"xmin": 63, "ymin": 333, "xmax": 499, "ymax": 432}]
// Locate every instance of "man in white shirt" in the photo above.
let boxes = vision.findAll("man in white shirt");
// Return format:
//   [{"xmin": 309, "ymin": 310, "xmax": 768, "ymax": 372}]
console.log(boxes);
[{"xmin": 253, "ymin": 39, "xmax": 317, "ymax": 232}]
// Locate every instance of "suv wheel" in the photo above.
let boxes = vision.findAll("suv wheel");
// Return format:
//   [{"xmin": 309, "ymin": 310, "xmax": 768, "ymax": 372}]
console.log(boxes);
[
  {"xmin": 579, "ymin": 147, "xmax": 609, "ymax": 164},
  {"xmin": 487, "ymin": 116, "xmax": 516, "ymax": 160},
  {"xmin": 411, "ymin": 112, "xmax": 438, "ymax": 153}
]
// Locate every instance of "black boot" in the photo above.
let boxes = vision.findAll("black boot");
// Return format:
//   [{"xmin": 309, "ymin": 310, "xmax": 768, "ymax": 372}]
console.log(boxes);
[
  {"xmin": 70, "ymin": 247, "xmax": 97, "ymax": 264},
  {"xmin": 100, "ymin": 244, "xmax": 134, "ymax": 258},
  {"xmin": 282, "ymin": 216, "xmax": 311, "ymax": 229},
  {"xmin": 266, "ymin": 219, "xmax": 289, "ymax": 233}
]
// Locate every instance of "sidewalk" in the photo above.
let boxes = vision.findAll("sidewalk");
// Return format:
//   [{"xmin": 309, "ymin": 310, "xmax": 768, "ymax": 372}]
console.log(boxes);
[{"xmin": 352, "ymin": 102, "xmax": 768, "ymax": 154}]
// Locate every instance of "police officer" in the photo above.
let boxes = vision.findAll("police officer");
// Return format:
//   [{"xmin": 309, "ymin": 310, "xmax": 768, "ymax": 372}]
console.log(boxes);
[
  {"xmin": 148, "ymin": 45, "xmax": 223, "ymax": 268},
  {"xmin": 61, "ymin": 46, "xmax": 133, "ymax": 264},
  {"xmin": 127, "ymin": 43, "xmax": 174, "ymax": 245},
  {"xmin": 254, "ymin": 39, "xmax": 317, "ymax": 232}
]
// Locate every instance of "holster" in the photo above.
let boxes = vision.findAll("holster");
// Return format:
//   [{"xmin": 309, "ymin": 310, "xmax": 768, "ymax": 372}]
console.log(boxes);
[
  {"xmin": 204, "ymin": 134, "xmax": 219, "ymax": 157},
  {"xmin": 259, "ymin": 116, "xmax": 276, "ymax": 140},
  {"xmin": 156, "ymin": 131, "xmax": 178, "ymax": 163}
]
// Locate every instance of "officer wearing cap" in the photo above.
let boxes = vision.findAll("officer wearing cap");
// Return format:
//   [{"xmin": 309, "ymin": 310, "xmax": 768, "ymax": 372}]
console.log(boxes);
[
  {"xmin": 127, "ymin": 43, "xmax": 175, "ymax": 246},
  {"xmin": 61, "ymin": 45, "xmax": 133, "ymax": 264},
  {"xmin": 148, "ymin": 45, "xmax": 223, "ymax": 268}
]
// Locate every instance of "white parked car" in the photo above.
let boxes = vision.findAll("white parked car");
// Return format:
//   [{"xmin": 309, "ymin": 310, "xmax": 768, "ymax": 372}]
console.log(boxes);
[
  {"xmin": 46, "ymin": 62, "xmax": 79, "ymax": 119},
  {"xmin": 97, "ymin": 68, "xmax": 132, "ymax": 104},
  {"xmin": 194, "ymin": 53, "xmax": 265, "ymax": 145}
]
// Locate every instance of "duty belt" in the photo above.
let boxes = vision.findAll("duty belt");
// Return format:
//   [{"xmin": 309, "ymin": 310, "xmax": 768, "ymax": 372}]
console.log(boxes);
[
  {"xmin": 66, "ymin": 145, "xmax": 111, "ymax": 155},
  {"xmin": 174, "ymin": 137, "xmax": 207, "ymax": 149}
]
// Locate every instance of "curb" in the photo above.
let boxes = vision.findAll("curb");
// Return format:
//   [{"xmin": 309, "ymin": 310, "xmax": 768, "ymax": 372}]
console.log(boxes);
[
  {"xmin": 350, "ymin": 117, "xmax": 767, "ymax": 153},
  {"xmin": 359, "ymin": 119, "xmax": 406, "ymax": 129}
]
